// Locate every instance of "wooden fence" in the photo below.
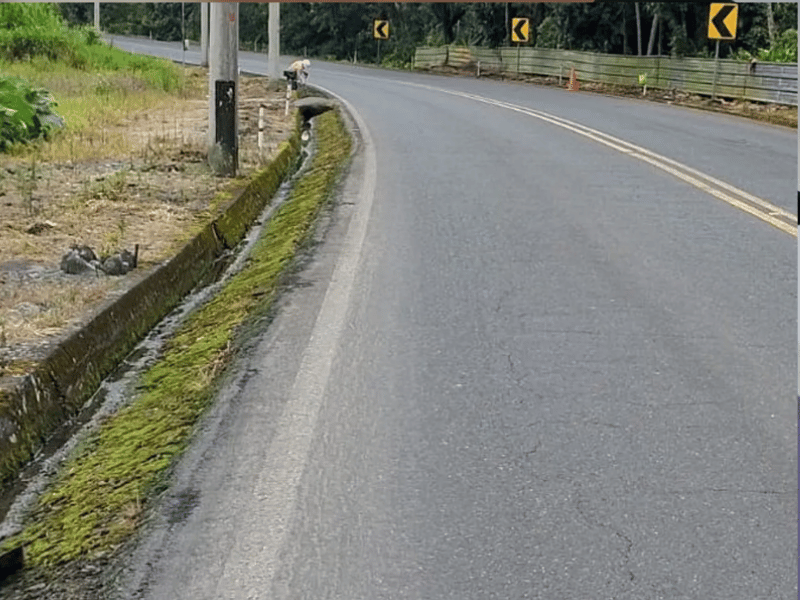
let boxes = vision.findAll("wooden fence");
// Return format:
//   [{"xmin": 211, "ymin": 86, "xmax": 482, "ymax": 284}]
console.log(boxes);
[{"xmin": 413, "ymin": 46, "xmax": 797, "ymax": 106}]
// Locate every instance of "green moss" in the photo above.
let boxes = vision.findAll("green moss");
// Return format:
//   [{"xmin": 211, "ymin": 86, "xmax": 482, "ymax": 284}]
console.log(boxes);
[{"xmin": 0, "ymin": 110, "xmax": 351, "ymax": 567}]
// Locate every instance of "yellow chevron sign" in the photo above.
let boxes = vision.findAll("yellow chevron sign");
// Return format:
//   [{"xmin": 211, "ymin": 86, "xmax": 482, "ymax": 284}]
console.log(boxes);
[
  {"xmin": 511, "ymin": 18, "xmax": 530, "ymax": 44},
  {"xmin": 708, "ymin": 4, "xmax": 738, "ymax": 40},
  {"xmin": 374, "ymin": 20, "xmax": 389, "ymax": 41}
]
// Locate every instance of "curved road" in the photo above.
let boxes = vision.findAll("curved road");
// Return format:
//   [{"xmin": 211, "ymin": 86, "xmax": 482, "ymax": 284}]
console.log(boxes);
[{"xmin": 109, "ymin": 39, "xmax": 796, "ymax": 599}]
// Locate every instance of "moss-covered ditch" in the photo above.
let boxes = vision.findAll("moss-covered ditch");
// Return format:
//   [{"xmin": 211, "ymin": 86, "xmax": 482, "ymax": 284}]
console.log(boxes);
[
  {"xmin": 0, "ymin": 120, "xmax": 301, "ymax": 490},
  {"xmin": 0, "ymin": 107, "xmax": 352, "ymax": 570}
]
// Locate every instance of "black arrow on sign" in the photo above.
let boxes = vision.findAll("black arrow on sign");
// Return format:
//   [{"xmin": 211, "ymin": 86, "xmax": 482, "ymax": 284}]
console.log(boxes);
[
  {"xmin": 513, "ymin": 19, "xmax": 527, "ymax": 42},
  {"xmin": 376, "ymin": 21, "xmax": 388, "ymax": 39},
  {"xmin": 712, "ymin": 5, "xmax": 734, "ymax": 38}
]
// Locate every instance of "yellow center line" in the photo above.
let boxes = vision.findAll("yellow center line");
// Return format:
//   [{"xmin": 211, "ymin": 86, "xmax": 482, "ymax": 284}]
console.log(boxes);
[{"xmin": 395, "ymin": 79, "xmax": 797, "ymax": 238}]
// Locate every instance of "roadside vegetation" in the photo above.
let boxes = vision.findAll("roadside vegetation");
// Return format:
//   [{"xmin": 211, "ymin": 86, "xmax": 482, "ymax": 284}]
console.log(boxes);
[
  {"xmin": 0, "ymin": 76, "xmax": 62, "ymax": 152},
  {"xmin": 0, "ymin": 108, "xmax": 351, "ymax": 568},
  {"xmin": 0, "ymin": 0, "xmax": 294, "ymax": 379},
  {"xmin": 0, "ymin": 3, "xmax": 188, "ymax": 161},
  {"xmin": 61, "ymin": 2, "xmax": 798, "ymax": 69}
]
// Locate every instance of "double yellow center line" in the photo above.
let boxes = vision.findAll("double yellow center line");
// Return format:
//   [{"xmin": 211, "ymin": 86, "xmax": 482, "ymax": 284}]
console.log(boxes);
[{"xmin": 396, "ymin": 79, "xmax": 797, "ymax": 238}]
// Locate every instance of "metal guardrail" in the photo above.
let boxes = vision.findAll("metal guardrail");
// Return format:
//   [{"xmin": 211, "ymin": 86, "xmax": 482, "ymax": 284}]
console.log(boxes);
[{"xmin": 413, "ymin": 45, "xmax": 798, "ymax": 106}]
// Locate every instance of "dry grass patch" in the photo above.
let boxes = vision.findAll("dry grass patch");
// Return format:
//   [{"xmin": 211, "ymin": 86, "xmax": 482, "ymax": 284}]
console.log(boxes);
[{"xmin": 0, "ymin": 71, "xmax": 293, "ymax": 354}]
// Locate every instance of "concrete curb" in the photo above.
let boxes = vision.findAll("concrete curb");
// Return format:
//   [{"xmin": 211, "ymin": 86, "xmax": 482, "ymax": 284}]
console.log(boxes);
[{"xmin": 0, "ymin": 116, "xmax": 303, "ymax": 485}]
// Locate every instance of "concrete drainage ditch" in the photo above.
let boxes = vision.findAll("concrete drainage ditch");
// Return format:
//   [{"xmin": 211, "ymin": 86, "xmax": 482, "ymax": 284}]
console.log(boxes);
[{"xmin": 0, "ymin": 102, "xmax": 350, "ymax": 559}]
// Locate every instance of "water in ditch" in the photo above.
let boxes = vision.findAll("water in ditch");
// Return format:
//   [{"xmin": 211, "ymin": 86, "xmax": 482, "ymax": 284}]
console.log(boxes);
[{"xmin": 0, "ymin": 128, "xmax": 317, "ymax": 541}]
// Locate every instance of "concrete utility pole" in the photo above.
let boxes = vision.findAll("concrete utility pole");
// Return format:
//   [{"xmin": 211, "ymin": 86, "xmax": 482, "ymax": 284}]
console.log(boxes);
[
  {"xmin": 94, "ymin": 2, "xmax": 100, "ymax": 31},
  {"xmin": 181, "ymin": 2, "xmax": 185, "ymax": 68},
  {"xmin": 268, "ymin": 3, "xmax": 281, "ymax": 88},
  {"xmin": 208, "ymin": 2, "xmax": 239, "ymax": 176},
  {"xmin": 201, "ymin": 2, "xmax": 209, "ymax": 67}
]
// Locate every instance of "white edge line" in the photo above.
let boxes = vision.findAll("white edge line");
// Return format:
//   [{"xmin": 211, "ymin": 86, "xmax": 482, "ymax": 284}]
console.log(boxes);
[{"xmin": 215, "ymin": 87, "xmax": 377, "ymax": 595}]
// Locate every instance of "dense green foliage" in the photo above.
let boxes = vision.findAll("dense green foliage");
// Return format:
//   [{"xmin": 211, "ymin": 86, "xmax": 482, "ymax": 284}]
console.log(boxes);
[
  {"xmin": 735, "ymin": 28, "xmax": 797, "ymax": 63},
  {"xmin": 0, "ymin": 3, "xmax": 180, "ymax": 90},
  {"xmin": 0, "ymin": 3, "xmax": 81, "ymax": 63},
  {"xmin": 0, "ymin": 3, "xmax": 108, "ymax": 66},
  {"xmin": 58, "ymin": 2, "xmax": 798, "ymax": 66},
  {"xmin": 0, "ymin": 76, "xmax": 62, "ymax": 150}
]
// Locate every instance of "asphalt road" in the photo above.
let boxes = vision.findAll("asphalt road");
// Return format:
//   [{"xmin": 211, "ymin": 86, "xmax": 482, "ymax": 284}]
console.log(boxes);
[{"xmin": 109, "ymin": 39, "xmax": 797, "ymax": 599}]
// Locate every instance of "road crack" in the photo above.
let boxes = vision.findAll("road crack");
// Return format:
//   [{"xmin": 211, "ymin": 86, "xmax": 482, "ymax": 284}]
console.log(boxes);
[{"xmin": 574, "ymin": 490, "xmax": 636, "ymax": 590}]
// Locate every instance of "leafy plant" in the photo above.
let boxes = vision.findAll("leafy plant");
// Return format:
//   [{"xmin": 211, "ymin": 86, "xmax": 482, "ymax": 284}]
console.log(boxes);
[
  {"xmin": 732, "ymin": 29, "xmax": 797, "ymax": 63},
  {"xmin": 381, "ymin": 49, "xmax": 413, "ymax": 70},
  {"xmin": 0, "ymin": 76, "xmax": 63, "ymax": 151},
  {"xmin": 758, "ymin": 29, "xmax": 797, "ymax": 63}
]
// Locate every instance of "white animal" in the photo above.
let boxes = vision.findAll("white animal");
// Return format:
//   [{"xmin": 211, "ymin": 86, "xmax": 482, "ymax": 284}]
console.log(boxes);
[{"xmin": 289, "ymin": 59, "xmax": 311, "ymax": 84}]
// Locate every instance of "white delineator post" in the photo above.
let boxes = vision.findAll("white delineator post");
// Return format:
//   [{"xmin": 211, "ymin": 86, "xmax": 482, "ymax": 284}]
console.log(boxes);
[{"xmin": 259, "ymin": 105, "xmax": 267, "ymax": 160}]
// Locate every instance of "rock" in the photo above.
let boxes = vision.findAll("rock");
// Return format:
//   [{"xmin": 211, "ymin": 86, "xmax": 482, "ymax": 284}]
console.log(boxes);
[
  {"xmin": 60, "ymin": 250, "xmax": 94, "ymax": 274},
  {"xmin": 73, "ymin": 245, "xmax": 98, "ymax": 263},
  {"xmin": 14, "ymin": 302, "xmax": 41, "ymax": 318},
  {"xmin": 4, "ymin": 310, "xmax": 23, "ymax": 328},
  {"xmin": 101, "ymin": 255, "xmax": 126, "ymax": 276},
  {"xmin": 120, "ymin": 249, "xmax": 136, "ymax": 270},
  {"xmin": 39, "ymin": 113, "xmax": 65, "ymax": 131},
  {"xmin": 101, "ymin": 249, "xmax": 136, "ymax": 276}
]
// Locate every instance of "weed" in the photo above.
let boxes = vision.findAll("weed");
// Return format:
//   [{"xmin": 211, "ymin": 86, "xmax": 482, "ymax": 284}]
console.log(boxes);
[
  {"xmin": 103, "ymin": 169, "xmax": 128, "ymax": 203},
  {"xmin": 100, "ymin": 231, "xmax": 121, "ymax": 259},
  {"xmin": 1, "ymin": 56, "xmax": 199, "ymax": 163},
  {"xmin": 117, "ymin": 216, "xmax": 128, "ymax": 239},
  {"xmin": 15, "ymin": 152, "xmax": 39, "ymax": 216},
  {"xmin": 99, "ymin": 216, "xmax": 128, "ymax": 257},
  {"xmin": 79, "ymin": 169, "xmax": 129, "ymax": 206}
]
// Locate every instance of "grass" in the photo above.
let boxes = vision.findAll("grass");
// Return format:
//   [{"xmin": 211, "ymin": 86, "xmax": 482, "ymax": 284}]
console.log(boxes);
[
  {"xmin": 0, "ymin": 360, "xmax": 37, "ymax": 378},
  {"xmin": 0, "ymin": 57, "xmax": 203, "ymax": 163},
  {"xmin": 0, "ymin": 278, "xmax": 114, "ymax": 343},
  {"xmin": 0, "ymin": 108, "xmax": 351, "ymax": 567}
]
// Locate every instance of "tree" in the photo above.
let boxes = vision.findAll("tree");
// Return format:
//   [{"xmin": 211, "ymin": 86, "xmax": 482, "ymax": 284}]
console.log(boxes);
[
  {"xmin": 765, "ymin": 2, "xmax": 775, "ymax": 45},
  {"xmin": 239, "ymin": 3, "xmax": 268, "ymax": 50},
  {"xmin": 429, "ymin": 3, "xmax": 466, "ymax": 45},
  {"xmin": 51, "ymin": 2, "xmax": 797, "ymax": 65},
  {"xmin": 455, "ymin": 3, "xmax": 505, "ymax": 48},
  {"xmin": 646, "ymin": 4, "xmax": 659, "ymax": 56},
  {"xmin": 58, "ymin": 3, "xmax": 93, "ymax": 27}
]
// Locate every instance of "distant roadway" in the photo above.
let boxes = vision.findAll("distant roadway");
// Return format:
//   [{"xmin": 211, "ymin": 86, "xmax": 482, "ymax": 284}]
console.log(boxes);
[{"xmin": 109, "ymin": 37, "xmax": 797, "ymax": 600}]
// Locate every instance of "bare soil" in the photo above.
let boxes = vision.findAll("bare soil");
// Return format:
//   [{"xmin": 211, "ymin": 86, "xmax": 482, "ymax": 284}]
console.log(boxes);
[{"xmin": 0, "ymin": 72, "xmax": 294, "ymax": 375}]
